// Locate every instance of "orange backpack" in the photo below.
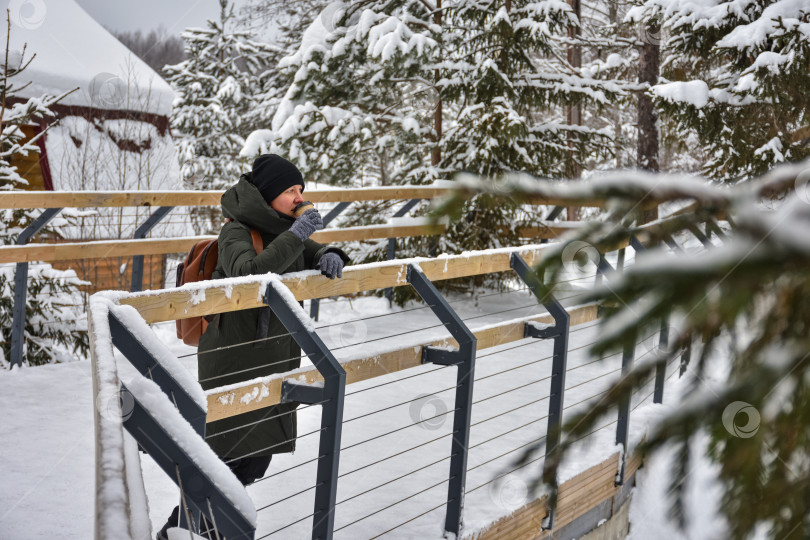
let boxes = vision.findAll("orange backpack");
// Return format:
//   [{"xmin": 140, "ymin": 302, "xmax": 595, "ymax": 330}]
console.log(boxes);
[{"xmin": 176, "ymin": 222, "xmax": 264, "ymax": 346}]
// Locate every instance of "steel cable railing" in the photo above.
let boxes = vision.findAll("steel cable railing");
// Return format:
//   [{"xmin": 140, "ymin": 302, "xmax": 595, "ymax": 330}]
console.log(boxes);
[
  {"xmin": 224, "ymin": 426, "xmax": 327, "ymax": 464},
  {"xmin": 369, "ymin": 498, "xmax": 452, "ymax": 539},
  {"xmin": 335, "ymin": 453, "xmax": 455, "ymax": 508},
  {"xmin": 337, "ymin": 431, "xmax": 452, "ymax": 480},
  {"xmin": 247, "ymin": 283, "xmax": 590, "ymax": 535},
  {"xmin": 292, "ymin": 310, "xmax": 608, "ymax": 465},
  {"xmin": 243, "ymin": 296, "xmax": 626, "ymax": 534},
  {"xmin": 181, "ymin": 330, "xmax": 296, "ymax": 360},
  {"xmin": 331, "ymin": 476, "xmax": 455, "ymax": 534},
  {"xmin": 340, "ymin": 407, "xmax": 461, "ymax": 454}
]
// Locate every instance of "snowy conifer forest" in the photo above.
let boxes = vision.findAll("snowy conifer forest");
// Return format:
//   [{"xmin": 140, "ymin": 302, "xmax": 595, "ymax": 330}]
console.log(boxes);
[{"xmin": 2, "ymin": 0, "xmax": 810, "ymax": 539}]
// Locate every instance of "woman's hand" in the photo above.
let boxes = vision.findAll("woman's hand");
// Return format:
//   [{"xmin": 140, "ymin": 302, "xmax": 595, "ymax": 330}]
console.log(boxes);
[
  {"xmin": 289, "ymin": 209, "xmax": 324, "ymax": 241},
  {"xmin": 317, "ymin": 252, "xmax": 344, "ymax": 279}
]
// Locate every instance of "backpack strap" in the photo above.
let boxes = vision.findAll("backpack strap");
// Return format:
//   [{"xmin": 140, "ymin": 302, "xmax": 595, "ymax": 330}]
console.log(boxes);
[
  {"xmin": 224, "ymin": 217, "xmax": 264, "ymax": 254},
  {"xmin": 250, "ymin": 229, "xmax": 264, "ymax": 255}
]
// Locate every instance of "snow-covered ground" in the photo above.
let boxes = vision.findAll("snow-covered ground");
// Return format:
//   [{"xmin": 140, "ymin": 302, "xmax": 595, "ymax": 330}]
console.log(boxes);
[{"xmin": 0, "ymin": 269, "xmax": 730, "ymax": 540}]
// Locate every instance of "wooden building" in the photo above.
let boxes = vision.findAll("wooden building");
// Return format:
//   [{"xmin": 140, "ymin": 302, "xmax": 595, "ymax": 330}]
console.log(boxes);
[{"xmin": 7, "ymin": 0, "xmax": 189, "ymax": 293}]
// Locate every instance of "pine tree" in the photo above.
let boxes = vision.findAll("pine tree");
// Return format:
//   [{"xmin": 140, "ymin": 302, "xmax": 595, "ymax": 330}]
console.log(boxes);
[
  {"xmin": 630, "ymin": 1, "xmax": 810, "ymax": 181},
  {"xmin": 243, "ymin": 1, "xmax": 439, "ymax": 188},
  {"xmin": 245, "ymin": 1, "xmax": 629, "ymax": 293},
  {"xmin": 165, "ymin": 0, "xmax": 282, "ymax": 234},
  {"xmin": 1, "ymin": 15, "xmax": 88, "ymax": 367}
]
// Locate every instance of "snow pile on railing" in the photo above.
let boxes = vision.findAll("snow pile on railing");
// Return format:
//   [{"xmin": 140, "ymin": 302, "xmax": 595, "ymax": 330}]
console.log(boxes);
[
  {"xmin": 124, "ymin": 375, "xmax": 257, "ymax": 526},
  {"xmin": 88, "ymin": 294, "xmax": 145, "ymax": 540},
  {"xmin": 89, "ymin": 293, "xmax": 256, "ymax": 536},
  {"xmin": 109, "ymin": 303, "xmax": 206, "ymax": 410}
]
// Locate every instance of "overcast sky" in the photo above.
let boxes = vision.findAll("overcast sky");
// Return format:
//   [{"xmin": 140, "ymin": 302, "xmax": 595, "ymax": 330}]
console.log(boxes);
[{"xmin": 75, "ymin": 0, "xmax": 223, "ymax": 34}]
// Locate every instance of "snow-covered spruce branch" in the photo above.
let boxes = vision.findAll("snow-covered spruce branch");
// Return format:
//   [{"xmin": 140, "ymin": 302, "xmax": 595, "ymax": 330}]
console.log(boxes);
[
  {"xmin": 452, "ymin": 158, "xmax": 808, "ymax": 211},
  {"xmin": 446, "ymin": 158, "xmax": 810, "ymax": 539}
]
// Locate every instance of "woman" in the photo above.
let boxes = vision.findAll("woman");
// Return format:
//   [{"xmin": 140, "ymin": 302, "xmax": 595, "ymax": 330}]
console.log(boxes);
[{"xmin": 158, "ymin": 154, "xmax": 349, "ymax": 540}]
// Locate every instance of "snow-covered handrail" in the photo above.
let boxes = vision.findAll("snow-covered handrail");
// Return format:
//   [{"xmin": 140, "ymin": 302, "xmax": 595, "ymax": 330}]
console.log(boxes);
[
  {"xmin": 0, "ymin": 184, "xmax": 629, "ymax": 209},
  {"xmin": 0, "ymin": 186, "xmax": 453, "ymax": 209},
  {"xmin": 0, "ymin": 220, "xmax": 448, "ymax": 264},
  {"xmin": 117, "ymin": 245, "xmax": 552, "ymax": 324},
  {"xmin": 88, "ymin": 296, "xmax": 151, "ymax": 540},
  {"xmin": 0, "ymin": 221, "xmax": 591, "ymax": 264}
]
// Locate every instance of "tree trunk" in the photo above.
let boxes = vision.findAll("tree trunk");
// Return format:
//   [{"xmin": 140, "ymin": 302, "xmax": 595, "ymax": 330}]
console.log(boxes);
[
  {"xmin": 609, "ymin": 0, "xmax": 622, "ymax": 168},
  {"xmin": 637, "ymin": 21, "xmax": 660, "ymax": 223},
  {"xmin": 431, "ymin": 0, "xmax": 442, "ymax": 167},
  {"xmin": 565, "ymin": 0, "xmax": 582, "ymax": 221}
]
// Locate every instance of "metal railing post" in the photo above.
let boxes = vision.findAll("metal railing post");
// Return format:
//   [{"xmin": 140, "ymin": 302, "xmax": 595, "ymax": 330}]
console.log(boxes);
[
  {"xmin": 321, "ymin": 202, "xmax": 350, "ymax": 226},
  {"xmin": 385, "ymin": 199, "xmax": 422, "ymax": 304},
  {"xmin": 614, "ymin": 339, "xmax": 634, "ymax": 486},
  {"xmin": 406, "ymin": 264, "xmax": 476, "ymax": 536},
  {"xmin": 653, "ymin": 317, "xmax": 669, "ymax": 404},
  {"xmin": 130, "ymin": 206, "xmax": 174, "ymax": 292},
  {"xmin": 681, "ymin": 338, "xmax": 692, "ymax": 376},
  {"xmin": 706, "ymin": 218, "xmax": 725, "ymax": 240},
  {"xmin": 539, "ymin": 206, "xmax": 564, "ymax": 244},
  {"xmin": 120, "ymin": 382, "xmax": 255, "ymax": 539},
  {"xmin": 108, "ymin": 309, "xmax": 209, "ymax": 531},
  {"xmin": 10, "ymin": 208, "xmax": 62, "ymax": 368},
  {"xmin": 631, "ymin": 237, "xmax": 669, "ymax": 404},
  {"xmin": 108, "ymin": 311, "xmax": 206, "ymax": 434},
  {"xmin": 595, "ymin": 254, "xmax": 634, "ymax": 485},
  {"xmin": 264, "ymin": 281, "xmax": 345, "ymax": 540},
  {"xmin": 629, "ymin": 235, "xmax": 646, "ymax": 254},
  {"xmin": 663, "ymin": 234, "xmax": 685, "ymax": 253},
  {"xmin": 597, "ymin": 253, "xmax": 615, "ymax": 277},
  {"xmin": 687, "ymin": 223, "xmax": 712, "ymax": 248},
  {"xmin": 510, "ymin": 253, "xmax": 569, "ymax": 530},
  {"xmin": 634, "ymin": 234, "xmax": 695, "ymax": 382},
  {"xmin": 309, "ymin": 298, "xmax": 321, "ymax": 322}
]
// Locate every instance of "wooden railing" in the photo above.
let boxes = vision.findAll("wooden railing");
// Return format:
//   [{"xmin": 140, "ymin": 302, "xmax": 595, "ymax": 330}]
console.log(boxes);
[
  {"xmin": 0, "ymin": 186, "xmax": 451, "ymax": 208},
  {"xmin": 0, "ymin": 186, "xmax": 620, "ymax": 209},
  {"xmin": 113, "ymin": 245, "xmax": 597, "ymax": 423},
  {"xmin": 0, "ymin": 186, "xmax": 632, "ymax": 266}
]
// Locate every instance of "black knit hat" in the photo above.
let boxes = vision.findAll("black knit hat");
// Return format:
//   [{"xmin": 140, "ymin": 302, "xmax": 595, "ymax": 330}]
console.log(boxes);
[{"xmin": 250, "ymin": 154, "xmax": 304, "ymax": 204}]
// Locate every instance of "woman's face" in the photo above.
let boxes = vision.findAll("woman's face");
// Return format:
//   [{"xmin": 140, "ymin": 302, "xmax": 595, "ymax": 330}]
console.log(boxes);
[{"xmin": 270, "ymin": 184, "xmax": 304, "ymax": 217}]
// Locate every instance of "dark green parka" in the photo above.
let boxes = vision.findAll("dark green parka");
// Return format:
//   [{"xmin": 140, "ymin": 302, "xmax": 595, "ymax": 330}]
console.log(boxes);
[{"xmin": 199, "ymin": 175, "xmax": 349, "ymax": 459}]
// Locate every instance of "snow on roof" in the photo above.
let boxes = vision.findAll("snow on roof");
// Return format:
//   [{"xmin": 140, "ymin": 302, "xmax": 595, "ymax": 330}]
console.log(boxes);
[
  {"xmin": 5, "ymin": 0, "xmax": 174, "ymax": 116},
  {"xmin": 43, "ymin": 115, "xmax": 190, "ymax": 237}
]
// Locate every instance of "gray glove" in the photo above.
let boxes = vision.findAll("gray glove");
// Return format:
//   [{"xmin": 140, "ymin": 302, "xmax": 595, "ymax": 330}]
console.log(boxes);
[
  {"xmin": 289, "ymin": 209, "xmax": 323, "ymax": 241},
  {"xmin": 317, "ymin": 252, "xmax": 344, "ymax": 279}
]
